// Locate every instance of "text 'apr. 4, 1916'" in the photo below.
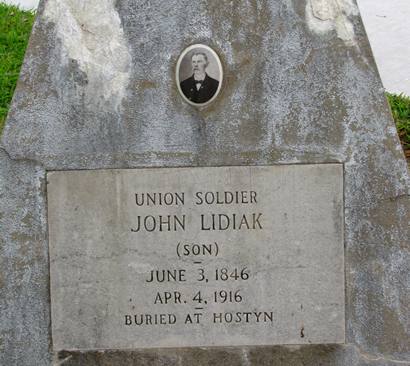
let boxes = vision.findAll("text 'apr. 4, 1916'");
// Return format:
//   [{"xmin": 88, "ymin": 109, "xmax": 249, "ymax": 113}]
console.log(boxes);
[{"xmin": 47, "ymin": 164, "xmax": 345, "ymax": 350}]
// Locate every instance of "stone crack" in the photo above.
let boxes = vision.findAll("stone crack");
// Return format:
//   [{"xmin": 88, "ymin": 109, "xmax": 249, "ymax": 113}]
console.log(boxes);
[
  {"xmin": 54, "ymin": 354, "xmax": 73, "ymax": 365},
  {"xmin": 350, "ymin": 344, "xmax": 410, "ymax": 365}
]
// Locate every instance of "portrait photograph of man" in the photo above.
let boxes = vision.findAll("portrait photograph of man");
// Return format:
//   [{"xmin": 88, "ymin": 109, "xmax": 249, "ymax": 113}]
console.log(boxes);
[{"xmin": 177, "ymin": 45, "xmax": 223, "ymax": 106}]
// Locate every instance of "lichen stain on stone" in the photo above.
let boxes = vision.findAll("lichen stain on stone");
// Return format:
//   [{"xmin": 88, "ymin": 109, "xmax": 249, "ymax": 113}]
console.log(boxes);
[
  {"xmin": 10, "ymin": 231, "xmax": 36, "ymax": 248},
  {"xmin": 279, "ymin": 90, "xmax": 346, "ymax": 152},
  {"xmin": 20, "ymin": 212, "xmax": 34, "ymax": 228},
  {"xmin": 305, "ymin": 0, "xmax": 359, "ymax": 46},
  {"xmin": 202, "ymin": 0, "xmax": 273, "ymax": 150},
  {"xmin": 365, "ymin": 144, "xmax": 410, "ymax": 199},
  {"xmin": 347, "ymin": 189, "xmax": 409, "ymax": 353},
  {"xmin": 0, "ymin": 272, "xmax": 5, "ymax": 291},
  {"xmin": 204, "ymin": 0, "xmax": 271, "ymax": 78},
  {"xmin": 137, "ymin": 80, "xmax": 157, "ymax": 91},
  {"xmin": 379, "ymin": 307, "xmax": 409, "ymax": 354},
  {"xmin": 43, "ymin": 0, "xmax": 132, "ymax": 112}
]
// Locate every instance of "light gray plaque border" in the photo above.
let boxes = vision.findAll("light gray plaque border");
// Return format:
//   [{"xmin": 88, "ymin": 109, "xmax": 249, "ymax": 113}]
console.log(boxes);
[{"xmin": 46, "ymin": 163, "xmax": 346, "ymax": 351}]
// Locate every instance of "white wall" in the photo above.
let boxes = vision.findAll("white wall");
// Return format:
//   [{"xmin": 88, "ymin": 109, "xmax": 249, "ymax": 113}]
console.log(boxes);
[
  {"xmin": 3, "ymin": 0, "xmax": 39, "ymax": 10},
  {"xmin": 3, "ymin": 0, "xmax": 410, "ymax": 95},
  {"xmin": 357, "ymin": 0, "xmax": 410, "ymax": 96}
]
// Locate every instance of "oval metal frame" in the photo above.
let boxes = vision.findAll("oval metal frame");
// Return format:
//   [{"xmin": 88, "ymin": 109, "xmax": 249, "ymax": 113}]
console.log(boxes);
[{"xmin": 176, "ymin": 44, "xmax": 223, "ymax": 107}]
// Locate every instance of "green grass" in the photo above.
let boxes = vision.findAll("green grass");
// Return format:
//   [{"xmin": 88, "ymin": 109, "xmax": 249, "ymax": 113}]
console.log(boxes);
[
  {"xmin": 386, "ymin": 93, "xmax": 410, "ymax": 159},
  {"xmin": 0, "ymin": 3, "xmax": 35, "ymax": 132}
]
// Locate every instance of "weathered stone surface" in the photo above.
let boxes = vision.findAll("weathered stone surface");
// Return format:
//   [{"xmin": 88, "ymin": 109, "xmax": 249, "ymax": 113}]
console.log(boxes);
[
  {"xmin": 55, "ymin": 345, "xmax": 409, "ymax": 366},
  {"xmin": 0, "ymin": 148, "xmax": 50, "ymax": 366},
  {"xmin": 47, "ymin": 164, "xmax": 344, "ymax": 350},
  {"xmin": 1, "ymin": 0, "xmax": 409, "ymax": 365},
  {"xmin": 3, "ymin": 0, "xmax": 404, "ymax": 172}
]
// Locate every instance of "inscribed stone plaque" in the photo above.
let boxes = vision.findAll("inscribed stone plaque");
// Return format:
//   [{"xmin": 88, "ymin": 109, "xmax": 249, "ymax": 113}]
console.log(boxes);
[{"xmin": 47, "ymin": 164, "xmax": 344, "ymax": 350}]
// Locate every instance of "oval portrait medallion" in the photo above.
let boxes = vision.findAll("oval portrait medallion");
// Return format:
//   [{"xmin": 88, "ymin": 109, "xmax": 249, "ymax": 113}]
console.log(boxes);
[{"xmin": 176, "ymin": 44, "xmax": 223, "ymax": 106}]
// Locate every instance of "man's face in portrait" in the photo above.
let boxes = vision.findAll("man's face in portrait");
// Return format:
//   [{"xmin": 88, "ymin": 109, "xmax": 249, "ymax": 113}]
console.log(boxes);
[
  {"xmin": 192, "ymin": 54, "xmax": 208, "ymax": 76},
  {"xmin": 178, "ymin": 45, "xmax": 221, "ymax": 105}
]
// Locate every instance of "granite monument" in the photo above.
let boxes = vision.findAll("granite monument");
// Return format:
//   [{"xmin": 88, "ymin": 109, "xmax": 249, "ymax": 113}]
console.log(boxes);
[{"xmin": 1, "ymin": 0, "xmax": 409, "ymax": 365}]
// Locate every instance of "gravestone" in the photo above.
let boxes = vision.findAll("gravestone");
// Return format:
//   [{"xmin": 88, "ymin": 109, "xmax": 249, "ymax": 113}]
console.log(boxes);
[
  {"xmin": 47, "ymin": 164, "xmax": 344, "ymax": 350},
  {"xmin": 1, "ymin": 0, "xmax": 409, "ymax": 365}
]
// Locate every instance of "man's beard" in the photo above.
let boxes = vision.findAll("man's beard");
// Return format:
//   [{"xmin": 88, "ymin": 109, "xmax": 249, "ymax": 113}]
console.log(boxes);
[{"xmin": 194, "ymin": 70, "xmax": 206, "ymax": 79}]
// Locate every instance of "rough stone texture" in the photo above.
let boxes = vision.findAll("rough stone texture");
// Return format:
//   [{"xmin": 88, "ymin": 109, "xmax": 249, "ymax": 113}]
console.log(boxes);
[
  {"xmin": 0, "ymin": 149, "xmax": 50, "ymax": 366},
  {"xmin": 47, "ymin": 165, "xmax": 344, "ymax": 350},
  {"xmin": 1, "ymin": 0, "xmax": 409, "ymax": 365}
]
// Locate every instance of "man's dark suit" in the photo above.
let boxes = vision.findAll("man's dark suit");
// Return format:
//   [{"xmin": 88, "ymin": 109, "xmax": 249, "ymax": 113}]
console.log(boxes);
[{"xmin": 180, "ymin": 73, "xmax": 219, "ymax": 104}]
